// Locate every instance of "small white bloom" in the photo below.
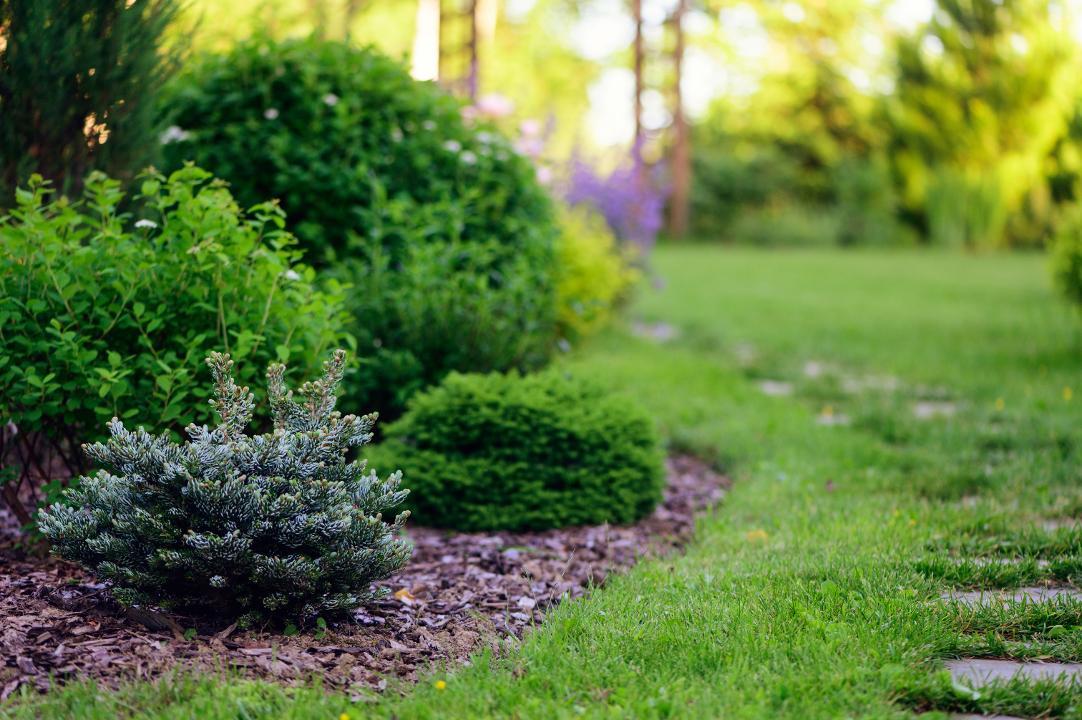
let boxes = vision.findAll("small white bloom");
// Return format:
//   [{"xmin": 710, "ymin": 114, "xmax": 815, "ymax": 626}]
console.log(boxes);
[
  {"xmin": 390, "ymin": 127, "xmax": 404, "ymax": 143},
  {"xmin": 264, "ymin": 108, "xmax": 279, "ymax": 120},
  {"xmin": 160, "ymin": 125, "xmax": 190, "ymax": 144},
  {"xmin": 476, "ymin": 131, "xmax": 494, "ymax": 144},
  {"xmin": 134, "ymin": 219, "xmax": 158, "ymax": 230},
  {"xmin": 281, "ymin": 269, "xmax": 301, "ymax": 281},
  {"xmin": 422, "ymin": 120, "xmax": 437, "ymax": 131},
  {"xmin": 322, "ymin": 93, "xmax": 339, "ymax": 107},
  {"xmin": 460, "ymin": 150, "xmax": 477, "ymax": 165},
  {"xmin": 443, "ymin": 140, "xmax": 462, "ymax": 153}
]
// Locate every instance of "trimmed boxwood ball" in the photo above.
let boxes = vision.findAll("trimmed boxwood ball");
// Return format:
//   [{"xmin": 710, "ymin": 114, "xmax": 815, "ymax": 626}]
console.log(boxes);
[
  {"xmin": 159, "ymin": 37, "xmax": 559, "ymax": 418},
  {"xmin": 370, "ymin": 370, "xmax": 666, "ymax": 531}
]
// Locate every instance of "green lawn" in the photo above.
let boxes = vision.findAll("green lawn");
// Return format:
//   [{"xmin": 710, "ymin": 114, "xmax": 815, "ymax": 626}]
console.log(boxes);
[{"xmin": 6, "ymin": 246, "xmax": 1081, "ymax": 719}]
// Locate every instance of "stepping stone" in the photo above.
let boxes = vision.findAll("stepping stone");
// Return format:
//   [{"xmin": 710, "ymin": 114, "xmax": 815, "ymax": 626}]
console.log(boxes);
[
  {"xmin": 842, "ymin": 374, "xmax": 901, "ymax": 394},
  {"xmin": 946, "ymin": 658, "xmax": 1082, "ymax": 687},
  {"xmin": 815, "ymin": 408, "xmax": 850, "ymax": 426},
  {"xmin": 913, "ymin": 400, "xmax": 957, "ymax": 420},
  {"xmin": 941, "ymin": 586, "xmax": 1082, "ymax": 606},
  {"xmin": 631, "ymin": 321, "xmax": 679, "ymax": 343},
  {"xmin": 758, "ymin": 380, "xmax": 793, "ymax": 397},
  {"xmin": 1042, "ymin": 518, "xmax": 1079, "ymax": 532}
]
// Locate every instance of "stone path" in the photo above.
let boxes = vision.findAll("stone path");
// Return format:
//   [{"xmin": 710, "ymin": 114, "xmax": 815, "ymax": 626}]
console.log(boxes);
[
  {"xmin": 946, "ymin": 658, "xmax": 1082, "ymax": 687},
  {"xmin": 942, "ymin": 586, "xmax": 1082, "ymax": 606}
]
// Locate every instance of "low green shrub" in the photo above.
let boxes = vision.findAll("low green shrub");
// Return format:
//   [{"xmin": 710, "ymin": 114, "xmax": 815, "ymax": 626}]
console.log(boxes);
[
  {"xmin": 555, "ymin": 206, "xmax": 640, "ymax": 340},
  {"xmin": 370, "ymin": 370, "xmax": 665, "ymax": 531},
  {"xmin": 1051, "ymin": 203, "xmax": 1082, "ymax": 310},
  {"xmin": 39, "ymin": 350, "xmax": 411, "ymax": 625},
  {"xmin": 160, "ymin": 37, "xmax": 559, "ymax": 417},
  {"xmin": 726, "ymin": 205, "xmax": 842, "ymax": 247},
  {"xmin": 0, "ymin": 167, "xmax": 348, "ymax": 514}
]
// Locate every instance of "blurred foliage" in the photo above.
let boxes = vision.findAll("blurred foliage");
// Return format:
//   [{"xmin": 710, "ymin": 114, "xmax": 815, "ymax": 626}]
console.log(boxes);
[
  {"xmin": 885, "ymin": 0, "xmax": 1077, "ymax": 248},
  {"xmin": 159, "ymin": 37, "xmax": 559, "ymax": 419},
  {"xmin": 693, "ymin": 0, "xmax": 1082, "ymax": 250},
  {"xmin": 0, "ymin": 0, "xmax": 183, "ymax": 202},
  {"xmin": 555, "ymin": 205, "xmax": 640, "ymax": 339},
  {"xmin": 369, "ymin": 369, "xmax": 665, "ymax": 532}
]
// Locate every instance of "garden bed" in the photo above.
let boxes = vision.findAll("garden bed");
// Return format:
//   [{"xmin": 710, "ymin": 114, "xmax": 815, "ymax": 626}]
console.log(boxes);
[{"xmin": 0, "ymin": 455, "xmax": 726, "ymax": 699}]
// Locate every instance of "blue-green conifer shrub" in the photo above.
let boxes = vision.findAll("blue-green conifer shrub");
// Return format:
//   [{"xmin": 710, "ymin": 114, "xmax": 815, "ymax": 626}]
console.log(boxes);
[{"xmin": 39, "ymin": 351, "xmax": 411, "ymax": 626}]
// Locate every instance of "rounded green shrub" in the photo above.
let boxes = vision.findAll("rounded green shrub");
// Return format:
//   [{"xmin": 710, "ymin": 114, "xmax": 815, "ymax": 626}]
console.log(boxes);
[
  {"xmin": 371, "ymin": 370, "xmax": 666, "ymax": 531},
  {"xmin": 0, "ymin": 167, "xmax": 348, "ymax": 486},
  {"xmin": 159, "ymin": 37, "xmax": 559, "ymax": 417},
  {"xmin": 1051, "ymin": 204, "xmax": 1082, "ymax": 310}
]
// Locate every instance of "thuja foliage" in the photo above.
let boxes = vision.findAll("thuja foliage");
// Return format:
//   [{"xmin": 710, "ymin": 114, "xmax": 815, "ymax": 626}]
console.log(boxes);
[
  {"xmin": 370, "ymin": 370, "xmax": 665, "ymax": 532},
  {"xmin": 39, "ymin": 351, "xmax": 411, "ymax": 625},
  {"xmin": 0, "ymin": 167, "xmax": 347, "ymax": 476},
  {"xmin": 0, "ymin": 0, "xmax": 182, "ymax": 201},
  {"xmin": 1051, "ymin": 204, "xmax": 1082, "ymax": 310}
]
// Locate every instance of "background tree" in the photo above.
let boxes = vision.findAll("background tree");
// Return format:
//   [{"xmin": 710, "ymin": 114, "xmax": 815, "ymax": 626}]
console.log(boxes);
[
  {"xmin": 0, "ymin": 0, "xmax": 183, "ymax": 201},
  {"xmin": 885, "ymin": 0, "xmax": 1077, "ymax": 247}
]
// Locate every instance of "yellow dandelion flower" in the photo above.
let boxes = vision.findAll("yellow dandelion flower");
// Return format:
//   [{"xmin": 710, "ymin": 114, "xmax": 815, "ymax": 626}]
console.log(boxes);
[
  {"xmin": 821, "ymin": 405, "xmax": 834, "ymax": 418},
  {"xmin": 435, "ymin": 680, "xmax": 447, "ymax": 691},
  {"xmin": 994, "ymin": 397, "xmax": 1005, "ymax": 412},
  {"xmin": 745, "ymin": 529, "xmax": 769, "ymax": 542},
  {"xmin": 339, "ymin": 714, "xmax": 351, "ymax": 720},
  {"xmin": 1064, "ymin": 386, "xmax": 1073, "ymax": 402}
]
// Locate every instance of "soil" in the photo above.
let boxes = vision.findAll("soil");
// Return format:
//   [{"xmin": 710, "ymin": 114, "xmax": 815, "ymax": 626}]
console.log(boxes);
[{"xmin": 0, "ymin": 455, "xmax": 727, "ymax": 698}]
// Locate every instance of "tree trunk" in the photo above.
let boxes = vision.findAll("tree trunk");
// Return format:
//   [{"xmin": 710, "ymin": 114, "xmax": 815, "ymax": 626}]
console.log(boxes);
[
  {"xmin": 632, "ymin": 0, "xmax": 644, "ymax": 165},
  {"xmin": 668, "ymin": 0, "xmax": 691, "ymax": 238},
  {"xmin": 411, "ymin": 0, "xmax": 441, "ymax": 81}
]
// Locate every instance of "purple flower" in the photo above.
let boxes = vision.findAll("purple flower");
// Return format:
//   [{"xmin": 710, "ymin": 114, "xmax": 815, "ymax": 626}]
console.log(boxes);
[{"xmin": 562, "ymin": 145, "xmax": 667, "ymax": 257}]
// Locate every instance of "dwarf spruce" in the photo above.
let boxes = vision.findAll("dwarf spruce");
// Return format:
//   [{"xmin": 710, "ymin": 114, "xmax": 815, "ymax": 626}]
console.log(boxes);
[{"xmin": 38, "ymin": 350, "xmax": 411, "ymax": 626}]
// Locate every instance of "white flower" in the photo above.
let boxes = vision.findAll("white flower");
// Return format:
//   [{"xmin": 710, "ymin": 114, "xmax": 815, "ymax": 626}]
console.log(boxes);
[
  {"xmin": 281, "ymin": 269, "xmax": 301, "ymax": 281},
  {"xmin": 134, "ymin": 219, "xmax": 158, "ymax": 230},
  {"xmin": 476, "ymin": 131, "xmax": 494, "ymax": 144},
  {"xmin": 390, "ymin": 127, "xmax": 404, "ymax": 143},
  {"xmin": 460, "ymin": 151, "xmax": 477, "ymax": 165},
  {"xmin": 322, "ymin": 93, "xmax": 339, "ymax": 107},
  {"xmin": 159, "ymin": 125, "xmax": 190, "ymax": 144},
  {"xmin": 443, "ymin": 140, "xmax": 462, "ymax": 153},
  {"xmin": 264, "ymin": 108, "xmax": 280, "ymax": 120},
  {"xmin": 422, "ymin": 120, "xmax": 437, "ymax": 131}
]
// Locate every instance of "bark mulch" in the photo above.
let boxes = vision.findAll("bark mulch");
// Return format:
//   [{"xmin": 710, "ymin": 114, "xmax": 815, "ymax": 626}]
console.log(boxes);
[{"xmin": 0, "ymin": 455, "xmax": 727, "ymax": 698}]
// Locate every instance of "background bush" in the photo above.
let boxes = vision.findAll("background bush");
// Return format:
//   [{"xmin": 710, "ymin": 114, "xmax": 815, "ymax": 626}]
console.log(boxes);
[
  {"xmin": 1051, "ymin": 204, "xmax": 1082, "ymax": 309},
  {"xmin": 0, "ymin": 166, "xmax": 348, "ymax": 508},
  {"xmin": 0, "ymin": 0, "xmax": 182, "ymax": 202},
  {"xmin": 555, "ymin": 206, "xmax": 640, "ymax": 340},
  {"xmin": 160, "ymin": 37, "xmax": 559, "ymax": 417},
  {"xmin": 369, "ymin": 370, "xmax": 665, "ymax": 531}
]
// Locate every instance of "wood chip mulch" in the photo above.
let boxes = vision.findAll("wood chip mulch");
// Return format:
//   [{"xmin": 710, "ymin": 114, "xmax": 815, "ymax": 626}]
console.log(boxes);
[{"xmin": 0, "ymin": 455, "xmax": 727, "ymax": 698}]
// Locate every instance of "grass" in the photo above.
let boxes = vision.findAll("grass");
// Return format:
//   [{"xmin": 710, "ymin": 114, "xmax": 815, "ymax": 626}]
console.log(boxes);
[{"xmin": 4, "ymin": 246, "xmax": 1081, "ymax": 719}]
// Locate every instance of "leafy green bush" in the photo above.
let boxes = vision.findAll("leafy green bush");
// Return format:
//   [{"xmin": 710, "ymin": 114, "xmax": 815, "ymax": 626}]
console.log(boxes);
[
  {"xmin": 370, "ymin": 370, "xmax": 665, "ymax": 531},
  {"xmin": 0, "ymin": 167, "xmax": 348, "ymax": 516},
  {"xmin": 160, "ymin": 37, "xmax": 559, "ymax": 417},
  {"xmin": 1051, "ymin": 204, "xmax": 1082, "ymax": 310},
  {"xmin": 0, "ymin": 0, "xmax": 182, "ymax": 201},
  {"xmin": 39, "ymin": 350, "xmax": 411, "ymax": 626},
  {"xmin": 556, "ymin": 206, "xmax": 640, "ymax": 340}
]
